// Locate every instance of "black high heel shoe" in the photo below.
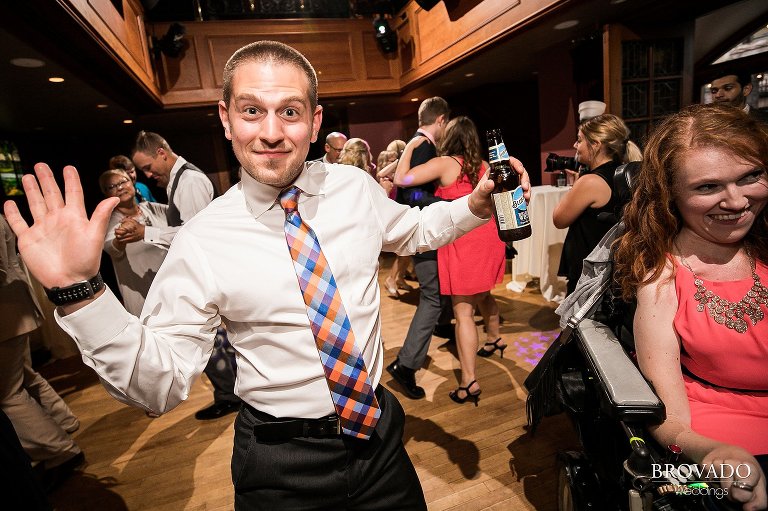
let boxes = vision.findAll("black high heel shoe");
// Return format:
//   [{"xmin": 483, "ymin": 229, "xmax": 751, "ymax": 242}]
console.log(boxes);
[
  {"xmin": 477, "ymin": 338, "xmax": 506, "ymax": 359},
  {"xmin": 449, "ymin": 380, "xmax": 481, "ymax": 406}
]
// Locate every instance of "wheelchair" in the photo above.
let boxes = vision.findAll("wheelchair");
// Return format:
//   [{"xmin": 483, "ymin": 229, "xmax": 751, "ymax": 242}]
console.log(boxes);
[{"xmin": 524, "ymin": 162, "xmax": 745, "ymax": 511}]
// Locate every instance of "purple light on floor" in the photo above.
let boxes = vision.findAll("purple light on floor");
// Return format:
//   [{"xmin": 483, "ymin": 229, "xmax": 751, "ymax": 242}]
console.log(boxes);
[{"xmin": 512, "ymin": 330, "xmax": 559, "ymax": 367}]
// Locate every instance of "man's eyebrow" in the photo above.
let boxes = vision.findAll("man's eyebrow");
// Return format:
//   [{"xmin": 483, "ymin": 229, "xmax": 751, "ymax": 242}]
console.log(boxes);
[{"xmin": 234, "ymin": 93, "xmax": 308, "ymax": 106}]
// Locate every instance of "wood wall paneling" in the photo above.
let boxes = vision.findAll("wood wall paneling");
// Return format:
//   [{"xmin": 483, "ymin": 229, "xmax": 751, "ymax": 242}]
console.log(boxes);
[
  {"xmin": 64, "ymin": 0, "xmax": 160, "ymax": 100},
  {"xmin": 414, "ymin": 0, "xmax": 521, "ymax": 65},
  {"xmin": 151, "ymin": 0, "xmax": 568, "ymax": 107},
  {"xmin": 363, "ymin": 33, "xmax": 397, "ymax": 80},
  {"xmin": 162, "ymin": 35, "xmax": 204, "ymax": 93},
  {"xmin": 399, "ymin": 0, "xmax": 560, "ymax": 86},
  {"xmin": 155, "ymin": 20, "xmax": 402, "ymax": 107}
]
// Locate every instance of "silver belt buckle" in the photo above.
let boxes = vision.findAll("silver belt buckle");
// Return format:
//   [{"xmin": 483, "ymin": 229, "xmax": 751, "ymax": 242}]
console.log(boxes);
[{"xmin": 331, "ymin": 415, "xmax": 341, "ymax": 435}]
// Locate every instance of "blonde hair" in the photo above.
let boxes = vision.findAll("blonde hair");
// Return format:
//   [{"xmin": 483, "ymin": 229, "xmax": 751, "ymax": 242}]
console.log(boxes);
[
  {"xmin": 579, "ymin": 114, "xmax": 642, "ymax": 164},
  {"xmin": 377, "ymin": 150, "xmax": 397, "ymax": 170},
  {"xmin": 386, "ymin": 139, "xmax": 406, "ymax": 156},
  {"xmin": 339, "ymin": 138, "xmax": 374, "ymax": 176}
]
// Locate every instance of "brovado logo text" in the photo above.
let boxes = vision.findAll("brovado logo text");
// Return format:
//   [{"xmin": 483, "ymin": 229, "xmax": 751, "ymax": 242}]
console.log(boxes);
[
  {"xmin": 652, "ymin": 463, "xmax": 752, "ymax": 481},
  {"xmin": 668, "ymin": 484, "xmax": 729, "ymax": 499}
]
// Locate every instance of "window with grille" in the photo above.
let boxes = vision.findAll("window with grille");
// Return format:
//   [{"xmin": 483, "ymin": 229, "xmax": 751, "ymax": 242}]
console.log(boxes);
[{"xmin": 621, "ymin": 39, "xmax": 683, "ymax": 146}]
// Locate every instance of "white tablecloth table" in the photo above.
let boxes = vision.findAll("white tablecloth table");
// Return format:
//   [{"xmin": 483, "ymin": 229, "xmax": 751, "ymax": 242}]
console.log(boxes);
[{"xmin": 506, "ymin": 185, "xmax": 570, "ymax": 302}]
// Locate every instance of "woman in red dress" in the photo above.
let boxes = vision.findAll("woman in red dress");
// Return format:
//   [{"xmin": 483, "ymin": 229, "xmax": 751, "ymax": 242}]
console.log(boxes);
[{"xmin": 394, "ymin": 116, "xmax": 506, "ymax": 406}]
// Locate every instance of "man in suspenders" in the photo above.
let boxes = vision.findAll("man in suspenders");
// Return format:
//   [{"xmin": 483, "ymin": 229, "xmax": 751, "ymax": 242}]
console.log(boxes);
[{"xmin": 131, "ymin": 131, "xmax": 240, "ymax": 420}]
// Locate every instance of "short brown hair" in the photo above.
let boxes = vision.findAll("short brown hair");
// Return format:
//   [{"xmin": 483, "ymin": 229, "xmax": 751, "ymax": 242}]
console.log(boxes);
[
  {"xmin": 222, "ymin": 40, "xmax": 318, "ymax": 110},
  {"xmin": 131, "ymin": 131, "xmax": 171, "ymax": 158},
  {"xmin": 108, "ymin": 155, "xmax": 134, "ymax": 171},
  {"xmin": 418, "ymin": 97, "xmax": 450, "ymax": 126}
]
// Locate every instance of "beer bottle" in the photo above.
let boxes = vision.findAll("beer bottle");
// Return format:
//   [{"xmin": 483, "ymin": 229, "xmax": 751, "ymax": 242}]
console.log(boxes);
[{"xmin": 486, "ymin": 129, "xmax": 531, "ymax": 242}]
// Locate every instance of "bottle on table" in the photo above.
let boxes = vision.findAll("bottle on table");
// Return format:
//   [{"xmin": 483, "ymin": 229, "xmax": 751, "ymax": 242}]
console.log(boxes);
[{"xmin": 485, "ymin": 128, "xmax": 531, "ymax": 242}]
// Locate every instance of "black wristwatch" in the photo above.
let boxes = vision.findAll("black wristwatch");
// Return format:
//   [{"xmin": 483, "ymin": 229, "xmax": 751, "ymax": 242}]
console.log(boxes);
[{"xmin": 44, "ymin": 273, "xmax": 105, "ymax": 306}]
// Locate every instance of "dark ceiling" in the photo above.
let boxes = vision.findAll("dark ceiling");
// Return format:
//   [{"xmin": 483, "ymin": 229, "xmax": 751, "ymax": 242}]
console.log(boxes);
[{"xmin": 0, "ymin": 0, "xmax": 763, "ymax": 139}]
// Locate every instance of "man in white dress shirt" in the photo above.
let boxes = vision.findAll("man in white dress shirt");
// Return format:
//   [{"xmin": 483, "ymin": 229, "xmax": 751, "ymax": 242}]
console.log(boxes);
[
  {"xmin": 130, "ymin": 131, "xmax": 240, "ymax": 421},
  {"xmin": 3, "ymin": 41, "xmax": 530, "ymax": 509}
]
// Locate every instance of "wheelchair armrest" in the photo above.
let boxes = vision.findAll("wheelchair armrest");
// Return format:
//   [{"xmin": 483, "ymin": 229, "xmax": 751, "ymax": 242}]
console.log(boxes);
[{"xmin": 575, "ymin": 318, "xmax": 665, "ymax": 424}]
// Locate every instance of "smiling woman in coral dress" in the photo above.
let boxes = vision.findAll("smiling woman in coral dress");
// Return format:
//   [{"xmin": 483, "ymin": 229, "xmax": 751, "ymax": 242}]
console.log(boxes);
[{"xmin": 615, "ymin": 104, "xmax": 768, "ymax": 510}]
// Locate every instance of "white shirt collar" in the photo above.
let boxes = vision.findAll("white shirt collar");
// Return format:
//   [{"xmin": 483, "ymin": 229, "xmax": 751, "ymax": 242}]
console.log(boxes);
[
  {"xmin": 240, "ymin": 161, "xmax": 328, "ymax": 219},
  {"xmin": 416, "ymin": 128, "xmax": 436, "ymax": 145}
]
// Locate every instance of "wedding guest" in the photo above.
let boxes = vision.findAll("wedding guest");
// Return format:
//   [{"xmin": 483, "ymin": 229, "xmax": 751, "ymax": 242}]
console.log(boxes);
[
  {"xmin": 615, "ymin": 103, "xmax": 767, "ymax": 510},
  {"xmin": 553, "ymin": 114, "xmax": 642, "ymax": 295},
  {"xmin": 395, "ymin": 116, "xmax": 506, "ymax": 406},
  {"xmin": 98, "ymin": 169, "xmax": 170, "ymax": 316}
]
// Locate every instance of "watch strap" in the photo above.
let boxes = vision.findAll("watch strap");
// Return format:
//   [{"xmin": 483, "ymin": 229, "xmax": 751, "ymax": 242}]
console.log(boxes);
[{"xmin": 44, "ymin": 273, "xmax": 105, "ymax": 306}]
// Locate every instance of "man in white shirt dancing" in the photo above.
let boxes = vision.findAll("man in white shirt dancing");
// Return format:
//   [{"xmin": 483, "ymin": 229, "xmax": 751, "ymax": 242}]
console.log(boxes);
[{"xmin": 3, "ymin": 41, "xmax": 529, "ymax": 510}]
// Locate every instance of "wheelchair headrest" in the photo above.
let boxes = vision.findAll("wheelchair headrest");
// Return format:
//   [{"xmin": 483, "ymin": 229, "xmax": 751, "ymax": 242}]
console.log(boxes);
[{"xmin": 613, "ymin": 161, "xmax": 641, "ymax": 217}]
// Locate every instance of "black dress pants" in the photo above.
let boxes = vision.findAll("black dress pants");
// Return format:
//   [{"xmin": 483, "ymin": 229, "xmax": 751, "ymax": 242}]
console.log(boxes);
[
  {"xmin": 204, "ymin": 328, "xmax": 239, "ymax": 404},
  {"xmin": 231, "ymin": 386, "xmax": 426, "ymax": 510}
]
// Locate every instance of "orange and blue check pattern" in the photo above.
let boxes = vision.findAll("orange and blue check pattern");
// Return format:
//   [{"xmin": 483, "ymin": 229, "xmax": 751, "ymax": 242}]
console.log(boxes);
[{"xmin": 279, "ymin": 186, "xmax": 381, "ymax": 440}]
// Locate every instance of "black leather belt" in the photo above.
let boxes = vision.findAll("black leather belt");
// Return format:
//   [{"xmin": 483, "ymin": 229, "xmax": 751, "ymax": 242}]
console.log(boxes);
[
  {"xmin": 252, "ymin": 414, "xmax": 342, "ymax": 441},
  {"xmin": 245, "ymin": 386, "xmax": 385, "ymax": 441}
]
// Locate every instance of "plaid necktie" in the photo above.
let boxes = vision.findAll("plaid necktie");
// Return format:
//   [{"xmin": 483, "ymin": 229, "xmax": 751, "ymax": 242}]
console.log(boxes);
[{"xmin": 279, "ymin": 186, "xmax": 381, "ymax": 440}]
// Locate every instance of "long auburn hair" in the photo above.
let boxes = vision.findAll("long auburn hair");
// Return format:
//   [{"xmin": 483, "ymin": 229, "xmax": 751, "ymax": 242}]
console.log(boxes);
[
  {"xmin": 437, "ymin": 116, "xmax": 483, "ymax": 187},
  {"xmin": 613, "ymin": 103, "xmax": 768, "ymax": 301}
]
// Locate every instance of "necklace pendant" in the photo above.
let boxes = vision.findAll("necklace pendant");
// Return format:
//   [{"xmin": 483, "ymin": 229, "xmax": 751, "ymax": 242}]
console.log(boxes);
[{"xmin": 680, "ymin": 247, "xmax": 766, "ymax": 333}]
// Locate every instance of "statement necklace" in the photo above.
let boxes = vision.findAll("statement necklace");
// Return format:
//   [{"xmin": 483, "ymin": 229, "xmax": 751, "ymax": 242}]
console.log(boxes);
[{"xmin": 677, "ymin": 246, "xmax": 768, "ymax": 333}]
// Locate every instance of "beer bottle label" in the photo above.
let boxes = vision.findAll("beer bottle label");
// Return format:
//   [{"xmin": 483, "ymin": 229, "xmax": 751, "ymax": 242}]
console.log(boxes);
[
  {"xmin": 492, "ymin": 186, "xmax": 529, "ymax": 231},
  {"xmin": 488, "ymin": 142, "xmax": 509, "ymax": 164}
]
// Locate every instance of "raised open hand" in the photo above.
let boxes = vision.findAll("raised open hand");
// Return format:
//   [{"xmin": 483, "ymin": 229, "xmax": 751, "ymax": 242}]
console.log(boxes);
[{"xmin": 2, "ymin": 163, "xmax": 118, "ymax": 289}]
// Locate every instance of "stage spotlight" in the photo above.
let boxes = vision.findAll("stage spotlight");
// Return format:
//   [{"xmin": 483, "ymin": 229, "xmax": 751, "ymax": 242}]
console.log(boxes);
[
  {"xmin": 373, "ymin": 15, "xmax": 397, "ymax": 54},
  {"xmin": 153, "ymin": 22, "xmax": 187, "ymax": 59}
]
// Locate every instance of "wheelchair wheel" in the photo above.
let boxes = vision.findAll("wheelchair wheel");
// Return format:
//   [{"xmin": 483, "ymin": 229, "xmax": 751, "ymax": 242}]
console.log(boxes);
[{"xmin": 557, "ymin": 451, "xmax": 603, "ymax": 511}]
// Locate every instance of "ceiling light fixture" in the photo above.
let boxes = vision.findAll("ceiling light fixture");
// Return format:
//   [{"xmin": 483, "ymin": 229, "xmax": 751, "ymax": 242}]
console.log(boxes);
[
  {"xmin": 97, "ymin": 104, "xmax": 109, "ymax": 109},
  {"xmin": 464, "ymin": 72, "xmax": 475, "ymax": 78},
  {"xmin": 11, "ymin": 57, "xmax": 45, "ymax": 68},
  {"xmin": 373, "ymin": 14, "xmax": 397, "ymax": 54},
  {"xmin": 153, "ymin": 22, "xmax": 187, "ymax": 59},
  {"xmin": 48, "ymin": 77, "xmax": 65, "ymax": 83},
  {"xmin": 410, "ymin": 98, "xmax": 419, "ymax": 102},
  {"xmin": 123, "ymin": 119, "xmax": 133, "ymax": 124},
  {"xmin": 554, "ymin": 20, "xmax": 579, "ymax": 30}
]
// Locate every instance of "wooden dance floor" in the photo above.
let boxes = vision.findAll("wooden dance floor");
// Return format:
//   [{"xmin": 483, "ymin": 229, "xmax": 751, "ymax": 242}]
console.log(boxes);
[{"xmin": 43, "ymin": 255, "xmax": 578, "ymax": 510}]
